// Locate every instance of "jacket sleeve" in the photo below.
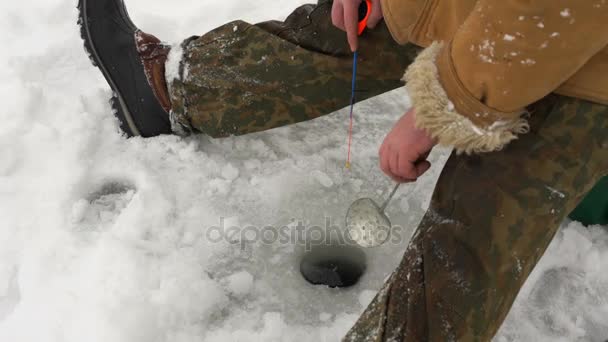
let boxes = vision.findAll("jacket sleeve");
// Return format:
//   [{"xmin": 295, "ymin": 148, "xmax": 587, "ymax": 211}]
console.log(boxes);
[
  {"xmin": 379, "ymin": 0, "xmax": 427, "ymax": 44},
  {"xmin": 404, "ymin": 0, "xmax": 608, "ymax": 154}
]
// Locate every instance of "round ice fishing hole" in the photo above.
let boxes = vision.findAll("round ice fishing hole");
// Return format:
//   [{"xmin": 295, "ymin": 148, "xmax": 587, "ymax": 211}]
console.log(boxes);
[{"xmin": 299, "ymin": 244, "xmax": 367, "ymax": 288}]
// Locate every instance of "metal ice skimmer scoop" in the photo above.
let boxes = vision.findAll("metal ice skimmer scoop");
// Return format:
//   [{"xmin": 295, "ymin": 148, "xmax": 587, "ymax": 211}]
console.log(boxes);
[{"xmin": 346, "ymin": 183, "xmax": 401, "ymax": 248}]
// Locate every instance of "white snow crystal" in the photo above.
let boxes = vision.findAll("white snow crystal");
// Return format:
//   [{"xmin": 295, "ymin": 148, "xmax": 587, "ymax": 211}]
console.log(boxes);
[
  {"xmin": 478, "ymin": 40, "xmax": 497, "ymax": 63},
  {"xmin": 503, "ymin": 34, "xmax": 516, "ymax": 41},
  {"xmin": 521, "ymin": 58, "xmax": 537, "ymax": 66},
  {"xmin": 165, "ymin": 43, "xmax": 184, "ymax": 83},
  {"xmin": 545, "ymin": 186, "xmax": 566, "ymax": 198},
  {"xmin": 561, "ymin": 8, "xmax": 571, "ymax": 17}
]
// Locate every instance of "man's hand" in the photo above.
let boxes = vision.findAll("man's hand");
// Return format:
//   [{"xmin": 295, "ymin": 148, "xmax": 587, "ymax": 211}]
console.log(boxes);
[
  {"xmin": 331, "ymin": 0, "xmax": 383, "ymax": 52},
  {"xmin": 379, "ymin": 109, "xmax": 437, "ymax": 183}
]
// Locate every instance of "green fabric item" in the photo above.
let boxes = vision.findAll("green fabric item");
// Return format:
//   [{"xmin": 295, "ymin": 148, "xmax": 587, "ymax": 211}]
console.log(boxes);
[{"xmin": 570, "ymin": 177, "xmax": 608, "ymax": 226}]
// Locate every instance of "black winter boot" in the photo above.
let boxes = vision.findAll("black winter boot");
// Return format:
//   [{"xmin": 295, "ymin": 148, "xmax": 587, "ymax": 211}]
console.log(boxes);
[{"xmin": 78, "ymin": 0, "xmax": 172, "ymax": 137}]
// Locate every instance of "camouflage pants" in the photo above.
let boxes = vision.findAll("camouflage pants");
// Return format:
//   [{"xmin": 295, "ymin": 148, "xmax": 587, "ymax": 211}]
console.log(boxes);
[
  {"xmin": 167, "ymin": 1, "xmax": 608, "ymax": 341},
  {"xmin": 344, "ymin": 96, "xmax": 608, "ymax": 341},
  {"xmin": 168, "ymin": 0, "xmax": 418, "ymax": 136}
]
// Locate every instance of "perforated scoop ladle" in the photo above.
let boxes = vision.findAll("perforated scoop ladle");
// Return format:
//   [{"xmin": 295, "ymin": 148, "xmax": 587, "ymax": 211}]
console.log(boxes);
[{"xmin": 346, "ymin": 183, "xmax": 401, "ymax": 248}]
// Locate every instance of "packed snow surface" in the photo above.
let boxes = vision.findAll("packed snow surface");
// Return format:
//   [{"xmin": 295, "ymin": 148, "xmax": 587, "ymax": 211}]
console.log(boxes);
[{"xmin": 0, "ymin": 0, "xmax": 607, "ymax": 341}]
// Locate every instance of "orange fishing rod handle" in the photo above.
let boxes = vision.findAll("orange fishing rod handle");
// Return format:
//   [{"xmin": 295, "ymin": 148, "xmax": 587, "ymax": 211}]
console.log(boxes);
[{"xmin": 357, "ymin": 0, "xmax": 372, "ymax": 36}]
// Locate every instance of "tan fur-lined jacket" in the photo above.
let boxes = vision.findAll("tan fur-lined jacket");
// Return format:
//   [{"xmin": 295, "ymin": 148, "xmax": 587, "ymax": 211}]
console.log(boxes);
[{"xmin": 381, "ymin": 0, "xmax": 608, "ymax": 153}]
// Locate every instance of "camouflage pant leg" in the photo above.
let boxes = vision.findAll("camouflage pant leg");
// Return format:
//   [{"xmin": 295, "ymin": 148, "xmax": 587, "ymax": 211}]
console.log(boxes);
[
  {"xmin": 168, "ymin": 0, "xmax": 420, "ymax": 137},
  {"xmin": 344, "ymin": 95, "xmax": 608, "ymax": 342}
]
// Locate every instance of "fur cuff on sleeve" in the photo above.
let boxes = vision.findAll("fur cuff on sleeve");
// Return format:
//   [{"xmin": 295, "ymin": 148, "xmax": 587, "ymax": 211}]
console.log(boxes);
[{"xmin": 404, "ymin": 42, "xmax": 529, "ymax": 154}]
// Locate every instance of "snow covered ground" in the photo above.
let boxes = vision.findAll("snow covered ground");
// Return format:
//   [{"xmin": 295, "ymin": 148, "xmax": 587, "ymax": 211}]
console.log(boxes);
[{"xmin": 0, "ymin": 0, "xmax": 607, "ymax": 341}]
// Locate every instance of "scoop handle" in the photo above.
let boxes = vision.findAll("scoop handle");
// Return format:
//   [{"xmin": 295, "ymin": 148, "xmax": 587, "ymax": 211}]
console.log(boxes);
[{"xmin": 380, "ymin": 183, "xmax": 401, "ymax": 212}]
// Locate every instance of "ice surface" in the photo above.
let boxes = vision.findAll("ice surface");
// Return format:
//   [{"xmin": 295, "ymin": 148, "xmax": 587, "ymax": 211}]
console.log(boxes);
[{"xmin": 0, "ymin": 0, "xmax": 606, "ymax": 341}]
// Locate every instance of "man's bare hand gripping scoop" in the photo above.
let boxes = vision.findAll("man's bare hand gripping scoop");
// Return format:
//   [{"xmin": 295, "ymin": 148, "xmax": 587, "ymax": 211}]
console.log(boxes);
[{"xmin": 379, "ymin": 109, "xmax": 437, "ymax": 183}]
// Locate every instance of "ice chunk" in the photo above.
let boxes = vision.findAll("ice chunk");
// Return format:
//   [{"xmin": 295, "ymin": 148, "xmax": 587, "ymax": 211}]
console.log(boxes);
[
  {"xmin": 311, "ymin": 170, "xmax": 334, "ymax": 188},
  {"xmin": 221, "ymin": 163, "xmax": 240, "ymax": 181},
  {"xmin": 225, "ymin": 271, "xmax": 254, "ymax": 297}
]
